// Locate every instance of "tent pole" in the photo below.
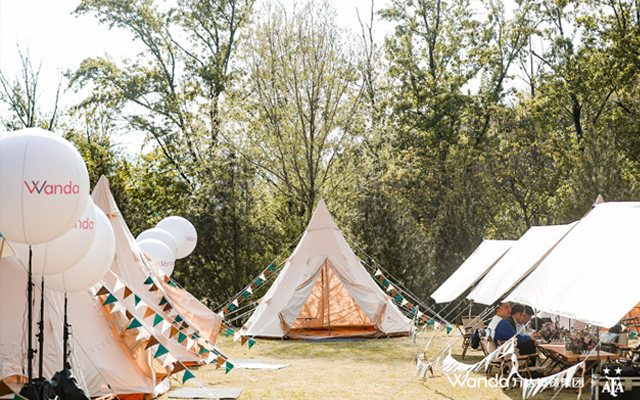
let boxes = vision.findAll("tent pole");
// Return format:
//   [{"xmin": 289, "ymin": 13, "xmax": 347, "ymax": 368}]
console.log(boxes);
[
  {"xmin": 27, "ymin": 246, "xmax": 34, "ymax": 384},
  {"xmin": 63, "ymin": 293, "xmax": 69, "ymax": 370},
  {"xmin": 326, "ymin": 263, "xmax": 331, "ymax": 336},
  {"xmin": 38, "ymin": 276, "xmax": 45, "ymax": 379}
]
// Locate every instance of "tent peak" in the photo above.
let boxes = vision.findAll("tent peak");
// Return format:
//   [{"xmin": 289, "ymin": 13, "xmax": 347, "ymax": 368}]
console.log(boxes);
[{"xmin": 307, "ymin": 199, "xmax": 338, "ymax": 231}]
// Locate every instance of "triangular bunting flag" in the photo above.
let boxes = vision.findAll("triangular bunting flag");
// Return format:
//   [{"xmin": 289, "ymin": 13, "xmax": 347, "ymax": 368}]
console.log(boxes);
[
  {"xmin": 144, "ymin": 307, "xmax": 156, "ymax": 319},
  {"xmin": 163, "ymin": 303, "xmax": 173, "ymax": 312},
  {"xmin": 153, "ymin": 314, "xmax": 163, "ymax": 327},
  {"xmin": 144, "ymin": 276, "xmax": 153, "ymax": 285},
  {"xmin": 232, "ymin": 299, "xmax": 239, "ymax": 307},
  {"xmin": 182, "ymin": 369, "xmax": 195, "ymax": 384},
  {"xmin": 164, "ymin": 275, "xmax": 171, "ymax": 283},
  {"xmin": 632, "ymin": 332, "xmax": 637, "ymax": 339},
  {"xmin": 145, "ymin": 336, "xmax": 159, "ymax": 350},
  {"xmin": 181, "ymin": 321, "xmax": 188, "ymax": 329},
  {"xmin": 226, "ymin": 327, "xmax": 233, "ymax": 338},
  {"xmin": 173, "ymin": 362, "xmax": 186, "ymax": 374},
  {"xmin": 154, "ymin": 344, "xmax": 168, "ymax": 358},
  {"xmin": 427, "ymin": 318, "xmax": 434, "ymax": 326},
  {"xmin": 374, "ymin": 269, "xmax": 382, "ymax": 276},
  {"xmin": 110, "ymin": 302, "xmax": 127, "ymax": 315},
  {"xmin": 241, "ymin": 336, "xmax": 248, "ymax": 346},
  {"xmin": 198, "ymin": 347, "xmax": 210, "ymax": 355},
  {"xmin": 174, "ymin": 315, "xmax": 183, "ymax": 323},
  {"xmin": 225, "ymin": 362, "xmax": 234, "ymax": 374},
  {"xmin": 446, "ymin": 326, "xmax": 452, "ymax": 334},
  {"xmin": 127, "ymin": 318, "xmax": 142, "ymax": 330},
  {"xmin": 219, "ymin": 323, "xmax": 227, "ymax": 332},
  {"xmin": 259, "ymin": 273, "xmax": 266, "ymax": 281},
  {"xmin": 382, "ymin": 279, "xmax": 389, "ymax": 287},
  {"xmin": 159, "ymin": 297, "xmax": 168, "ymax": 306},
  {"xmin": 248, "ymin": 339, "xmax": 256, "ymax": 350},
  {"xmin": 169, "ymin": 281, "xmax": 177, "ymax": 287},
  {"xmin": 160, "ymin": 320, "xmax": 172, "ymax": 334},
  {"xmin": 178, "ymin": 332, "xmax": 187, "ymax": 344},
  {"xmin": 126, "ymin": 310, "xmax": 134, "ymax": 320},
  {"xmin": 247, "ymin": 287, "xmax": 253, "ymax": 294},
  {"xmin": 170, "ymin": 326, "xmax": 179, "ymax": 339},
  {"xmin": 149, "ymin": 284, "xmax": 158, "ymax": 292},
  {"xmin": 96, "ymin": 286, "xmax": 110, "ymax": 296},
  {"xmin": 113, "ymin": 279, "xmax": 125, "ymax": 294},
  {"xmin": 102, "ymin": 294, "xmax": 118, "ymax": 306},
  {"xmin": 123, "ymin": 287, "xmax": 133, "ymax": 299},
  {"xmin": 134, "ymin": 295, "xmax": 142, "ymax": 308},
  {"xmin": 268, "ymin": 264, "xmax": 275, "ymax": 273},
  {"xmin": 216, "ymin": 358, "xmax": 225, "ymax": 369},
  {"xmin": 233, "ymin": 332, "xmax": 241, "ymax": 342}
]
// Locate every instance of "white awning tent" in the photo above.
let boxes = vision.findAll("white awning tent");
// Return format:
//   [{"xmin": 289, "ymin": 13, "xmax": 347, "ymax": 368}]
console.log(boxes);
[
  {"xmin": 430, "ymin": 240, "xmax": 515, "ymax": 304},
  {"xmin": 240, "ymin": 200, "xmax": 411, "ymax": 339},
  {"xmin": 506, "ymin": 202, "xmax": 640, "ymax": 328},
  {"xmin": 467, "ymin": 223, "xmax": 576, "ymax": 306}
]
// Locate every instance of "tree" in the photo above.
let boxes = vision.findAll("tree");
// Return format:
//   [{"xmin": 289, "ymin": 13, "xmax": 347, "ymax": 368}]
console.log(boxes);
[
  {"xmin": 70, "ymin": 0, "xmax": 255, "ymax": 184},
  {"xmin": 0, "ymin": 47, "xmax": 62, "ymax": 131},
  {"xmin": 229, "ymin": 0, "xmax": 363, "ymax": 224}
]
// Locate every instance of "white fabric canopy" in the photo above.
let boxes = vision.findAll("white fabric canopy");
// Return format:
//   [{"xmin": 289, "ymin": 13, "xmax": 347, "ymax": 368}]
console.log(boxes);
[
  {"xmin": 430, "ymin": 239, "xmax": 515, "ymax": 304},
  {"xmin": 468, "ymin": 223, "xmax": 575, "ymax": 305},
  {"xmin": 506, "ymin": 202, "xmax": 640, "ymax": 328}
]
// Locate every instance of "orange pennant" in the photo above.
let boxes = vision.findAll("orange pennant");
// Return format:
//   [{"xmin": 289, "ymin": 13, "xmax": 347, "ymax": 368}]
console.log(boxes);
[
  {"xmin": 123, "ymin": 286, "xmax": 133, "ymax": 299},
  {"xmin": 144, "ymin": 307, "xmax": 156, "ymax": 319},
  {"xmin": 170, "ymin": 326, "xmax": 179, "ymax": 339}
]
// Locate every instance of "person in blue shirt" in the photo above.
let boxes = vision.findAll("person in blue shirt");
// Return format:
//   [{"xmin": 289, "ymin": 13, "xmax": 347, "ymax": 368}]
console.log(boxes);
[{"xmin": 493, "ymin": 302, "xmax": 538, "ymax": 355}]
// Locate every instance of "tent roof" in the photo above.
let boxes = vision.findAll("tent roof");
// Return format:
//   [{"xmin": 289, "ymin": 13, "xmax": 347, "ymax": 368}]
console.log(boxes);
[
  {"xmin": 467, "ymin": 223, "xmax": 575, "ymax": 305},
  {"xmin": 506, "ymin": 202, "xmax": 640, "ymax": 328},
  {"xmin": 430, "ymin": 239, "xmax": 515, "ymax": 304}
]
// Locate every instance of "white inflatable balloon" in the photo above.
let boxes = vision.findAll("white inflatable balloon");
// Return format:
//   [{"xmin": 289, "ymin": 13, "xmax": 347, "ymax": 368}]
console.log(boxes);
[
  {"xmin": 0, "ymin": 128, "xmax": 90, "ymax": 244},
  {"xmin": 136, "ymin": 228, "xmax": 179, "ymax": 258},
  {"xmin": 156, "ymin": 216, "xmax": 197, "ymax": 259},
  {"xmin": 137, "ymin": 239, "xmax": 176, "ymax": 276},
  {"xmin": 8, "ymin": 198, "xmax": 98, "ymax": 275},
  {"xmin": 45, "ymin": 207, "xmax": 116, "ymax": 293}
]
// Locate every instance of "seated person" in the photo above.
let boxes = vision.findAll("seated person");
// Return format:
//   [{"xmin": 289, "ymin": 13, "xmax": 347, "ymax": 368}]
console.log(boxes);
[
  {"xmin": 507, "ymin": 304, "xmax": 534, "ymax": 333},
  {"xmin": 486, "ymin": 302, "xmax": 509, "ymax": 339},
  {"xmin": 492, "ymin": 302, "xmax": 537, "ymax": 356}
]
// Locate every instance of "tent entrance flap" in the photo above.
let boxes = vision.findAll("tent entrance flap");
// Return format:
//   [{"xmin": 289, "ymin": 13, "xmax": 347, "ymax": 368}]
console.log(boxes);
[{"xmin": 289, "ymin": 260, "xmax": 375, "ymax": 337}]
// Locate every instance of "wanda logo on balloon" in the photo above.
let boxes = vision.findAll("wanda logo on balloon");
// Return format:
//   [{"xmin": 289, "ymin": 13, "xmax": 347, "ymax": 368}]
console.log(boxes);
[
  {"xmin": 186, "ymin": 236, "xmax": 196, "ymax": 242},
  {"xmin": 158, "ymin": 261, "xmax": 175, "ymax": 267},
  {"xmin": 74, "ymin": 218, "xmax": 95, "ymax": 230},
  {"xmin": 24, "ymin": 180, "xmax": 81, "ymax": 195}
]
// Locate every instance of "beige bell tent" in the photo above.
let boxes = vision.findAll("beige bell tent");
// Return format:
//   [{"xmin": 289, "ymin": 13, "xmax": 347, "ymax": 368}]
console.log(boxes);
[
  {"xmin": 241, "ymin": 200, "xmax": 411, "ymax": 339},
  {"xmin": 0, "ymin": 260, "xmax": 158, "ymax": 398}
]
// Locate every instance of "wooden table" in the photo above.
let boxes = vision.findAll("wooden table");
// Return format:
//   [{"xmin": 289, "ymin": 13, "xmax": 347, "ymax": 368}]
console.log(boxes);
[{"xmin": 537, "ymin": 343, "xmax": 620, "ymax": 385}]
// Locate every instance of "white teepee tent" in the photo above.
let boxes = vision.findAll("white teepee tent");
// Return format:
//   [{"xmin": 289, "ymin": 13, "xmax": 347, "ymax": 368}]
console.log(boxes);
[{"xmin": 241, "ymin": 200, "xmax": 411, "ymax": 339}]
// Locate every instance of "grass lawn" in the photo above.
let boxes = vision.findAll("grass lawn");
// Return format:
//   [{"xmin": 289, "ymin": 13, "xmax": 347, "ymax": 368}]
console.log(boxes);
[{"xmin": 159, "ymin": 328, "xmax": 609, "ymax": 400}]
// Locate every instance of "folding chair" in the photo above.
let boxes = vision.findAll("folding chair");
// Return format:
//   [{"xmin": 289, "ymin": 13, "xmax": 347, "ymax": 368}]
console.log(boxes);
[{"xmin": 460, "ymin": 316, "xmax": 486, "ymax": 360}]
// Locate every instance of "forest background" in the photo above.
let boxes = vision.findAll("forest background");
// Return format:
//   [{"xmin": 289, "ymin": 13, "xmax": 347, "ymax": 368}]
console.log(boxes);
[{"xmin": 1, "ymin": 0, "xmax": 639, "ymax": 317}]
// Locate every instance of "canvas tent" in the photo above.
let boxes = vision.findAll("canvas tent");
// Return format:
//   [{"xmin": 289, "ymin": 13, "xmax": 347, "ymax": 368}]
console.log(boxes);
[
  {"xmin": 241, "ymin": 200, "xmax": 411, "ymax": 339},
  {"xmin": 0, "ymin": 260, "xmax": 158, "ymax": 398},
  {"xmin": 467, "ymin": 223, "xmax": 576, "ymax": 306},
  {"xmin": 91, "ymin": 176, "xmax": 221, "ymax": 362},
  {"xmin": 506, "ymin": 202, "xmax": 640, "ymax": 328},
  {"xmin": 430, "ymin": 240, "xmax": 515, "ymax": 304}
]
